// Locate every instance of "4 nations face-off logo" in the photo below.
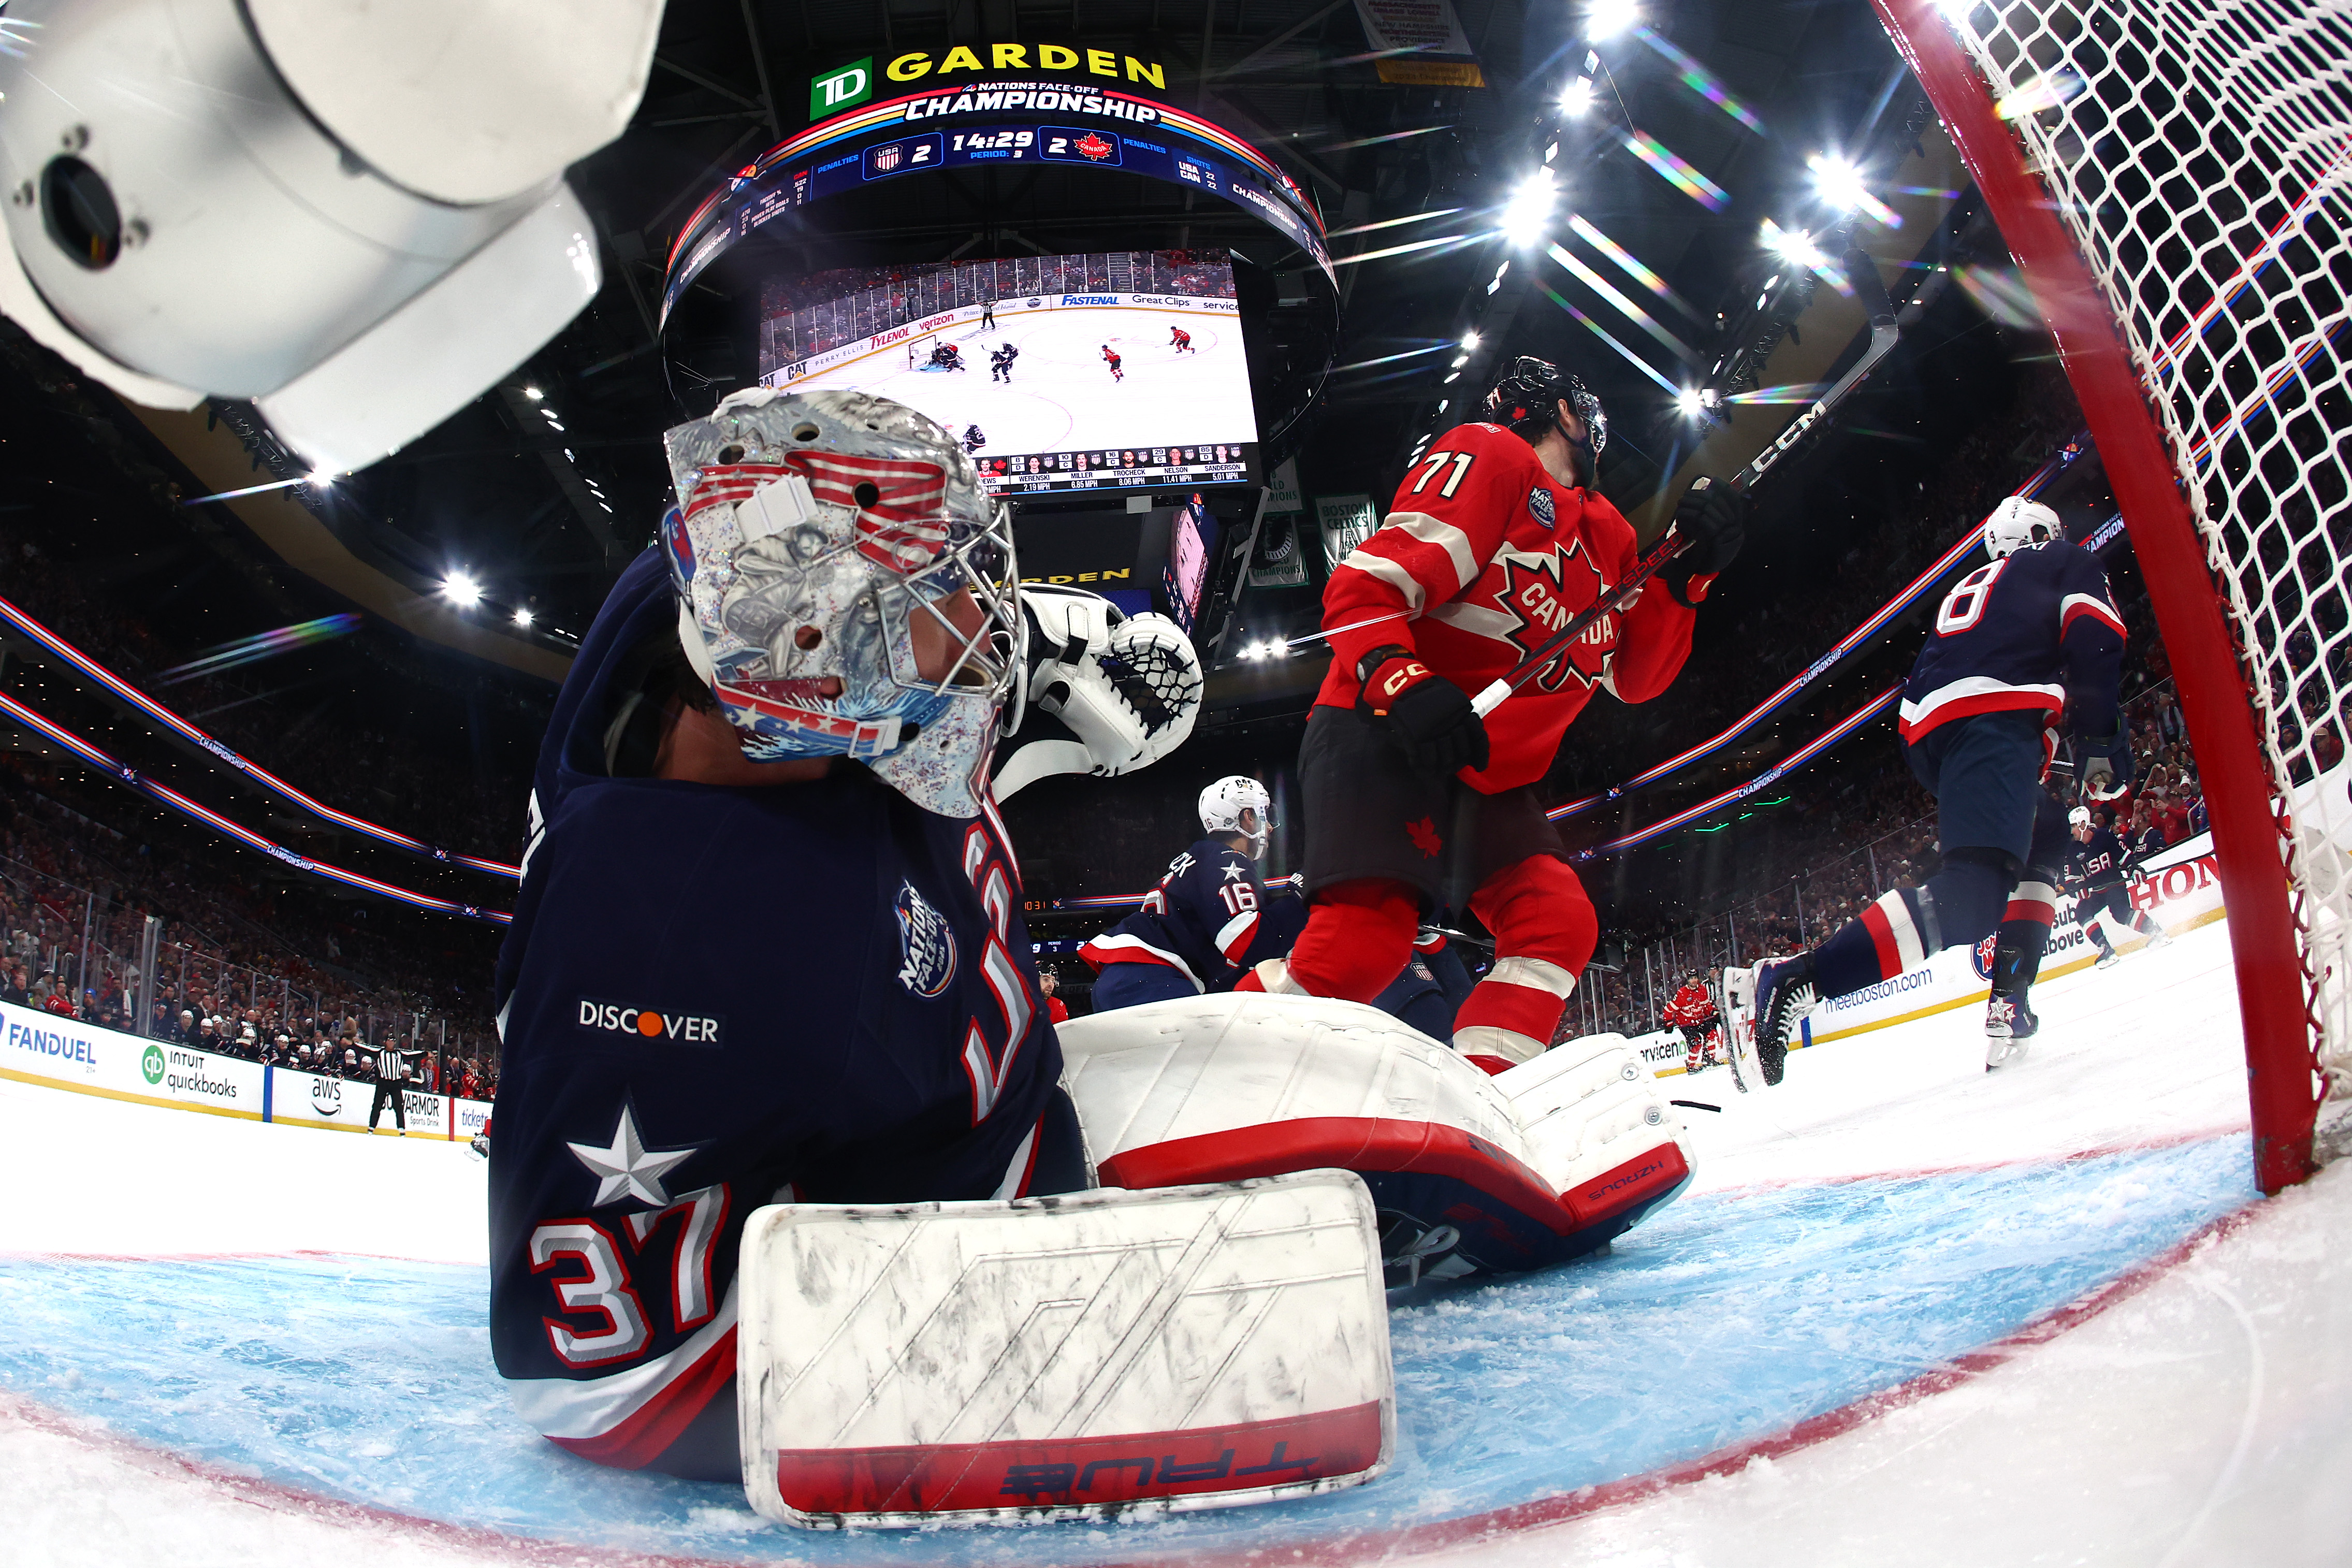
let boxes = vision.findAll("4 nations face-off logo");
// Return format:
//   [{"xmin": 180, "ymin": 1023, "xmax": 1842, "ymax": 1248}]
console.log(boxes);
[{"xmin": 1491, "ymin": 542, "xmax": 1615, "ymax": 694}]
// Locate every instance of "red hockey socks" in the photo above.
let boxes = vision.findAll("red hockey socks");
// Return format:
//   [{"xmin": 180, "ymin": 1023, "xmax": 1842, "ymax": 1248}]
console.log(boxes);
[
  {"xmin": 1454, "ymin": 855, "xmax": 1596, "ymax": 1065},
  {"xmin": 1239, "ymin": 878, "xmax": 1419, "ymax": 1003}
]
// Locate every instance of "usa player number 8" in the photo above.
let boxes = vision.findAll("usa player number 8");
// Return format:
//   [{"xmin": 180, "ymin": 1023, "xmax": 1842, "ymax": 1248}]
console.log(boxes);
[{"xmin": 1935, "ymin": 560, "xmax": 2007, "ymax": 635}]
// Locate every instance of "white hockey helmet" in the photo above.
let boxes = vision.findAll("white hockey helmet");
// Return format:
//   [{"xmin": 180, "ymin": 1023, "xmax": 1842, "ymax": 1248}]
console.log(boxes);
[
  {"xmin": 662, "ymin": 388, "xmax": 1021, "ymax": 818},
  {"xmin": 1199, "ymin": 775, "xmax": 1272, "ymax": 856},
  {"xmin": 2069, "ymin": 805, "xmax": 2093, "ymax": 830},
  {"xmin": 1983, "ymin": 496, "xmax": 2061, "ymax": 559}
]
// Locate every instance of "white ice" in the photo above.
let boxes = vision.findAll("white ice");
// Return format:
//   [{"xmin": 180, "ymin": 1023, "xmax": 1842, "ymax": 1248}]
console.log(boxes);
[{"xmin": 5, "ymin": 917, "xmax": 2350, "ymax": 1566}]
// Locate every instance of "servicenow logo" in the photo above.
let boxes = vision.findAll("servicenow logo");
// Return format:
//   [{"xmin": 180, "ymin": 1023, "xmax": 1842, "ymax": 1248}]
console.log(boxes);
[{"xmin": 577, "ymin": 999, "xmax": 724, "ymax": 1047}]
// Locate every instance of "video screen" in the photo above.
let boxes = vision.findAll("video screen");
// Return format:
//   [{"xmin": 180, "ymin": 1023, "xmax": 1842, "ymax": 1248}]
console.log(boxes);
[
  {"xmin": 757, "ymin": 251, "xmax": 1260, "ymax": 496},
  {"xmin": 1161, "ymin": 496, "xmax": 1215, "ymax": 634}
]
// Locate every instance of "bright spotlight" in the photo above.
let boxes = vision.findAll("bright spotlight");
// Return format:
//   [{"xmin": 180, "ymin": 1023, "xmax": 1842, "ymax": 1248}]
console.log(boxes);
[
  {"xmin": 442, "ymin": 573, "xmax": 481, "ymax": 608},
  {"xmin": 1561, "ymin": 76, "xmax": 1596, "ymax": 117},
  {"xmin": 306, "ymin": 469, "xmax": 333, "ymax": 489},
  {"xmin": 1499, "ymin": 170, "xmax": 1556, "ymax": 248},
  {"xmin": 1450, "ymin": 354, "xmax": 1471, "ymax": 368},
  {"xmin": 524, "ymin": 385, "xmax": 544, "ymax": 400},
  {"xmin": 1460, "ymin": 330, "xmax": 1480, "ymax": 350},
  {"xmin": 513, "ymin": 607, "xmax": 534, "ymax": 628},
  {"xmin": 1808, "ymin": 153, "xmax": 1867, "ymax": 213},
  {"xmin": 1761, "ymin": 220, "xmax": 1825, "ymax": 269},
  {"xmin": 1587, "ymin": 0, "xmax": 1639, "ymax": 42},
  {"xmin": 1675, "ymin": 388, "xmax": 1706, "ymax": 418}
]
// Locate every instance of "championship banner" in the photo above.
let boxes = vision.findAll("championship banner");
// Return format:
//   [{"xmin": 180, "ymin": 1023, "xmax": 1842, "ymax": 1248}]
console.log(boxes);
[
  {"xmin": 666, "ymin": 56, "xmax": 1332, "ymax": 321},
  {"xmin": 1353, "ymin": 0, "xmax": 1486, "ymax": 86},
  {"xmin": 1316, "ymin": 495, "xmax": 1377, "ymax": 571}
]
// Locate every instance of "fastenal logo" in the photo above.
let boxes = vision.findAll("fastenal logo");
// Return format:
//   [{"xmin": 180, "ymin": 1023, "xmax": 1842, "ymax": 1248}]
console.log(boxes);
[
  {"xmin": 577, "ymin": 999, "xmax": 725, "ymax": 1047},
  {"xmin": 141, "ymin": 1043, "xmax": 164, "ymax": 1084},
  {"xmin": 809, "ymin": 56, "xmax": 873, "ymax": 118}
]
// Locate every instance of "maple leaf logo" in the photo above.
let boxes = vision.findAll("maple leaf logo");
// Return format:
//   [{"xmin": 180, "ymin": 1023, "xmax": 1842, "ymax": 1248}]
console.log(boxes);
[
  {"xmin": 1075, "ymin": 132, "xmax": 1115, "ymax": 162},
  {"xmin": 1406, "ymin": 817, "xmax": 1443, "ymax": 858},
  {"xmin": 1493, "ymin": 542, "xmax": 1614, "ymax": 695}
]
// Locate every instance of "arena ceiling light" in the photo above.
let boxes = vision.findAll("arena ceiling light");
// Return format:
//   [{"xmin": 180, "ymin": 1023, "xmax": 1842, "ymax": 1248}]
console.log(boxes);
[
  {"xmin": 306, "ymin": 469, "xmax": 333, "ymax": 489},
  {"xmin": 1675, "ymin": 387, "xmax": 1707, "ymax": 418},
  {"xmin": 512, "ymin": 607, "xmax": 534, "ymax": 628},
  {"xmin": 1588, "ymin": 0, "xmax": 1640, "ymax": 42},
  {"xmin": 1807, "ymin": 153, "xmax": 1904, "ymax": 228},
  {"xmin": 442, "ymin": 572, "xmax": 481, "ymax": 608},
  {"xmin": 1499, "ymin": 170, "xmax": 1557, "ymax": 248},
  {"xmin": 1461, "ymin": 330, "xmax": 1480, "ymax": 350},
  {"xmin": 1561, "ymin": 76, "xmax": 1596, "ymax": 118}
]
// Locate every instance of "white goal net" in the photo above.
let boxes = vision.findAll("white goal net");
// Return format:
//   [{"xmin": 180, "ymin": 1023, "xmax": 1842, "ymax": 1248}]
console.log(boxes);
[{"xmin": 1887, "ymin": 0, "xmax": 2352, "ymax": 1163}]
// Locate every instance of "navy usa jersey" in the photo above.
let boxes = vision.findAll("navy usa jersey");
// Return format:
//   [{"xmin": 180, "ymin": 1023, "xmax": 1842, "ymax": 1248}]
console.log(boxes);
[
  {"xmin": 2065, "ymin": 825, "xmax": 2134, "ymax": 890},
  {"xmin": 487, "ymin": 550, "xmax": 1063, "ymax": 1474},
  {"xmin": 1080, "ymin": 837, "xmax": 1268, "ymax": 991},
  {"xmin": 1901, "ymin": 539, "xmax": 2126, "ymax": 744}
]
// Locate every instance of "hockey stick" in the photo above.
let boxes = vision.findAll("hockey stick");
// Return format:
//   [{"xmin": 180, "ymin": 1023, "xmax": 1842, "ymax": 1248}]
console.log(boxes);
[{"xmin": 1467, "ymin": 249, "xmax": 1901, "ymax": 719}]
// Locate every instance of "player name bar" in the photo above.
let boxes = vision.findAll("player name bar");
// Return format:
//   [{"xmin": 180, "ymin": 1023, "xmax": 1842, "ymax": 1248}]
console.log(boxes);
[{"xmin": 977, "ymin": 444, "xmax": 1253, "ymax": 495}]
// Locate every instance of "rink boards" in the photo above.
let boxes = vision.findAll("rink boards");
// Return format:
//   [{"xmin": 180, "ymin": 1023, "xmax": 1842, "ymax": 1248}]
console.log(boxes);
[{"xmin": 0, "ymin": 998, "xmax": 491, "ymax": 1139}]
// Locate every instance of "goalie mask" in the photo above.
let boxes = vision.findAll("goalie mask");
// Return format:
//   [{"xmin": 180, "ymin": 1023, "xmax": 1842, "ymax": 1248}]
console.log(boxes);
[
  {"xmin": 1983, "ymin": 496, "xmax": 2060, "ymax": 559},
  {"xmin": 662, "ymin": 388, "xmax": 1020, "ymax": 819},
  {"xmin": 1486, "ymin": 356, "xmax": 1608, "ymax": 486},
  {"xmin": 1199, "ymin": 775, "xmax": 1273, "ymax": 858}
]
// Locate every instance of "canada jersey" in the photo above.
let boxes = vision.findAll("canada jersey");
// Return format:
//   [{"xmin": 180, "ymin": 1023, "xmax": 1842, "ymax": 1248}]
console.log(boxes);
[
  {"xmin": 1662, "ymin": 981, "xmax": 1717, "ymax": 1027},
  {"xmin": 1079, "ymin": 837, "xmax": 1267, "ymax": 991},
  {"xmin": 1902, "ymin": 539, "xmax": 2126, "ymax": 743},
  {"xmin": 1315, "ymin": 422, "xmax": 1700, "ymax": 791},
  {"xmin": 2065, "ymin": 826, "xmax": 2133, "ymax": 890},
  {"xmin": 487, "ymin": 767, "xmax": 1058, "ymax": 1470}
]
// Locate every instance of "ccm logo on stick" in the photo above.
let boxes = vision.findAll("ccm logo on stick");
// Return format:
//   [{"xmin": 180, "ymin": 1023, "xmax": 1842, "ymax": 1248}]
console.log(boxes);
[{"xmin": 577, "ymin": 999, "xmax": 724, "ymax": 1047}]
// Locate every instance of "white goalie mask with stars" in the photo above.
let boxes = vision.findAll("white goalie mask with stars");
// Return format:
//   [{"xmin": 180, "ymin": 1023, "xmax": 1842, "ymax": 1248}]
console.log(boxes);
[{"xmin": 661, "ymin": 388, "xmax": 1022, "ymax": 818}]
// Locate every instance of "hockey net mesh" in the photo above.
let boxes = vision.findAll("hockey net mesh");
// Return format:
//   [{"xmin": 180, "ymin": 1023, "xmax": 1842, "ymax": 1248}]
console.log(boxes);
[{"xmin": 1927, "ymin": 0, "xmax": 2352, "ymax": 1136}]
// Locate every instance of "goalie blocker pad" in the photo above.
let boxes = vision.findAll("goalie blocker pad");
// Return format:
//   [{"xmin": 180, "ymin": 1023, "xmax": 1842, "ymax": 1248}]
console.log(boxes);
[
  {"xmin": 736, "ymin": 1172, "xmax": 1393, "ymax": 1528},
  {"xmin": 1059, "ymin": 995, "xmax": 1694, "ymax": 1287}
]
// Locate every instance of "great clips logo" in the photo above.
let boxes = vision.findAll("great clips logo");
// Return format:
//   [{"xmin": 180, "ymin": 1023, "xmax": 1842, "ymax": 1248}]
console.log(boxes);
[{"xmin": 577, "ymin": 999, "xmax": 725, "ymax": 1048}]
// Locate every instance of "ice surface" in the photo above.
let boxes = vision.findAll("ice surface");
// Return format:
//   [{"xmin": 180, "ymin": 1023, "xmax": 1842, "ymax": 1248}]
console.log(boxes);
[{"xmin": 4, "ymin": 918, "xmax": 2347, "ymax": 1566}]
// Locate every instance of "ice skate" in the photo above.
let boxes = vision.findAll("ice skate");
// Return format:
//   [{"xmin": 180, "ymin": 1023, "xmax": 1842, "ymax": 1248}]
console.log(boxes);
[
  {"xmin": 1748, "ymin": 955, "xmax": 1814, "ymax": 1087},
  {"xmin": 2095, "ymin": 945, "xmax": 2121, "ymax": 969},
  {"xmin": 1984, "ymin": 992, "xmax": 2038, "ymax": 1069}
]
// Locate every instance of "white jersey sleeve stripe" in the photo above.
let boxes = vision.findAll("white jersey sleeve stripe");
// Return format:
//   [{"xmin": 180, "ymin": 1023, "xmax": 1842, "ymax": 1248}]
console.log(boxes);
[
  {"xmin": 1336, "ymin": 550, "xmax": 1427, "ymax": 613},
  {"xmin": 1381, "ymin": 510, "xmax": 1481, "ymax": 594},
  {"xmin": 2058, "ymin": 592, "xmax": 2128, "ymax": 638}
]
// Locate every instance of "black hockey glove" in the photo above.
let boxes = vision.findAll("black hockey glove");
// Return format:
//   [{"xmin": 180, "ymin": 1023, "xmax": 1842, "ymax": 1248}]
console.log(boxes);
[
  {"xmin": 1357, "ymin": 645, "xmax": 1490, "ymax": 776},
  {"xmin": 1659, "ymin": 476, "xmax": 1750, "ymax": 607},
  {"xmin": 2075, "ymin": 728, "xmax": 2135, "ymax": 802}
]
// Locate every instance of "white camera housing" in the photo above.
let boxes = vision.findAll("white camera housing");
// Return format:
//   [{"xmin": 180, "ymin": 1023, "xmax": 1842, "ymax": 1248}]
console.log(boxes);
[{"xmin": 0, "ymin": 0, "xmax": 660, "ymax": 472}]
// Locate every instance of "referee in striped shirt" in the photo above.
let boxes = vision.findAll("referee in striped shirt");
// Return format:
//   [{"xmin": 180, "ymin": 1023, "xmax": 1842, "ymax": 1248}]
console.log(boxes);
[{"xmin": 368, "ymin": 1038, "xmax": 422, "ymax": 1133}]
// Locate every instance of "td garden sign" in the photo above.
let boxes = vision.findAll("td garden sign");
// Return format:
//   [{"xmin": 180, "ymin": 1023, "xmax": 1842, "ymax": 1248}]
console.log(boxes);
[{"xmin": 665, "ymin": 45, "xmax": 1331, "ymax": 322}]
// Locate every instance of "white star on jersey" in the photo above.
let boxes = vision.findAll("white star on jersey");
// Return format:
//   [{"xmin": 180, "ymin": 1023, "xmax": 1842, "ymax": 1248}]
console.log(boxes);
[
  {"xmin": 1221, "ymin": 863, "xmax": 1246, "ymax": 882},
  {"xmin": 567, "ymin": 1103, "xmax": 696, "ymax": 1208}
]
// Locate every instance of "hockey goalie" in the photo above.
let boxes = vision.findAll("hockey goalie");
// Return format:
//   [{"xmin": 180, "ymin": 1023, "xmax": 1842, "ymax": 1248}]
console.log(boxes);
[{"xmin": 483, "ymin": 389, "xmax": 1698, "ymax": 1529}]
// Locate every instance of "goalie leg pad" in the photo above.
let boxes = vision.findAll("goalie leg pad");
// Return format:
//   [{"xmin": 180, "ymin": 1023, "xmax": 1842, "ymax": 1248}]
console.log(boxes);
[{"xmin": 735, "ymin": 1173, "xmax": 1393, "ymax": 1528}]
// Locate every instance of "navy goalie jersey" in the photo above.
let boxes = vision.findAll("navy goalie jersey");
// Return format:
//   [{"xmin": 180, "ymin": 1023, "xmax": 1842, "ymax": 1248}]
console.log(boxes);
[
  {"xmin": 1079, "ymin": 837, "xmax": 1269, "ymax": 991},
  {"xmin": 487, "ymin": 551, "xmax": 1066, "ymax": 1476},
  {"xmin": 1901, "ymin": 538, "xmax": 2126, "ymax": 744}
]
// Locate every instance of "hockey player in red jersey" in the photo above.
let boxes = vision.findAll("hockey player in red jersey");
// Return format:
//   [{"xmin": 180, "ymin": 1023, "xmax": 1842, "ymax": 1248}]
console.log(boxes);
[
  {"xmin": 1170, "ymin": 326, "xmax": 1195, "ymax": 354},
  {"xmin": 1236, "ymin": 357, "xmax": 1747, "ymax": 1070},
  {"xmin": 1662, "ymin": 975, "xmax": 1721, "ymax": 1074}
]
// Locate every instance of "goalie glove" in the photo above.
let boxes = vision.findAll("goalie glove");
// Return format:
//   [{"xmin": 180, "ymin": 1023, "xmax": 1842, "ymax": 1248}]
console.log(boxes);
[{"xmin": 994, "ymin": 584, "xmax": 1203, "ymax": 798}]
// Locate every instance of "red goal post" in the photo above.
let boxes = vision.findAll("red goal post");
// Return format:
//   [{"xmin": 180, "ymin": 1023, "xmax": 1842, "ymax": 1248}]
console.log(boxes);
[{"xmin": 1871, "ymin": 0, "xmax": 2349, "ymax": 1191}]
